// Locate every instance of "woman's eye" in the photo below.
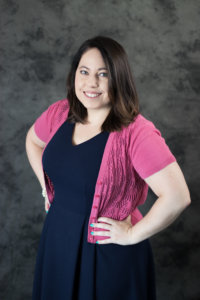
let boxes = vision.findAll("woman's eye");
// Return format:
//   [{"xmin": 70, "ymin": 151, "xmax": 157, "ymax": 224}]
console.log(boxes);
[
  {"xmin": 99, "ymin": 72, "xmax": 108, "ymax": 77},
  {"xmin": 80, "ymin": 70, "xmax": 108, "ymax": 77},
  {"xmin": 80, "ymin": 70, "xmax": 88, "ymax": 75}
]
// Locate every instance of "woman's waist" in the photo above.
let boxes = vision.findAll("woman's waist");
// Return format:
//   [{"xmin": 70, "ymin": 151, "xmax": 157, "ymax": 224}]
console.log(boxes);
[{"xmin": 49, "ymin": 194, "xmax": 93, "ymax": 217}]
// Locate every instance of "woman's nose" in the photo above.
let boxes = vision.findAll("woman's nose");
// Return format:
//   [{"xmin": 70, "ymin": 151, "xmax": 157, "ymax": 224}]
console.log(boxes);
[{"xmin": 87, "ymin": 75, "xmax": 99, "ymax": 87}]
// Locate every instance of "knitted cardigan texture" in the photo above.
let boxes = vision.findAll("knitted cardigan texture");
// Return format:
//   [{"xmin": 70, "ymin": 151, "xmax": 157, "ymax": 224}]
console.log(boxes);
[{"xmin": 34, "ymin": 98, "xmax": 176, "ymax": 244}]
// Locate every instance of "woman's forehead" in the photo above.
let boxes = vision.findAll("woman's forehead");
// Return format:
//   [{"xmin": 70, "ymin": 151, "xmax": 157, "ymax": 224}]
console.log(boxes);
[{"xmin": 79, "ymin": 48, "xmax": 106, "ymax": 67}]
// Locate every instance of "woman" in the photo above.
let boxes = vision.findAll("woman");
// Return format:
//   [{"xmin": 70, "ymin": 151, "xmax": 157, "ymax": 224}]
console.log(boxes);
[{"xmin": 26, "ymin": 36, "xmax": 191, "ymax": 300}]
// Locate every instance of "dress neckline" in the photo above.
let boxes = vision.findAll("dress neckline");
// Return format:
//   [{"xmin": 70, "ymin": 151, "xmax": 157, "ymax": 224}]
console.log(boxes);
[{"xmin": 70, "ymin": 121, "xmax": 106, "ymax": 147}]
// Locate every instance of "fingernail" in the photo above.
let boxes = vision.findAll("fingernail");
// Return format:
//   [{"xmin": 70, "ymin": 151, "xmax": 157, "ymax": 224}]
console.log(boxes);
[
  {"xmin": 96, "ymin": 241, "xmax": 99, "ymax": 244},
  {"xmin": 91, "ymin": 231, "xmax": 94, "ymax": 235},
  {"xmin": 90, "ymin": 223, "xmax": 94, "ymax": 227},
  {"xmin": 46, "ymin": 210, "xmax": 48, "ymax": 213}
]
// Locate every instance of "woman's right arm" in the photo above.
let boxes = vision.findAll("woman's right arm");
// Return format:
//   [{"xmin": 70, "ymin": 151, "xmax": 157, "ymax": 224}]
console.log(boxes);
[
  {"xmin": 25, "ymin": 124, "xmax": 46, "ymax": 189},
  {"xmin": 25, "ymin": 125, "xmax": 50, "ymax": 211}
]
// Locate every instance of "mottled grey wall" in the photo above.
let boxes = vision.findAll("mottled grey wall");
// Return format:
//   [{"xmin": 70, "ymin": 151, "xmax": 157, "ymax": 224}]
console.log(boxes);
[{"xmin": 1, "ymin": 0, "xmax": 199, "ymax": 299}]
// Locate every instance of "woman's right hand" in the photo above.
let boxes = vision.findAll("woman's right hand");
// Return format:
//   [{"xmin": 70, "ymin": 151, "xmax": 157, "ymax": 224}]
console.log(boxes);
[
  {"xmin": 42, "ymin": 187, "xmax": 50, "ymax": 213},
  {"xmin": 45, "ymin": 197, "xmax": 51, "ymax": 213}
]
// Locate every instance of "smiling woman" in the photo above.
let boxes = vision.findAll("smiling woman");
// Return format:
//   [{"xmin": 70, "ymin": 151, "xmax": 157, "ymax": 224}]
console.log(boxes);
[
  {"xmin": 74, "ymin": 47, "xmax": 111, "ymax": 126},
  {"xmin": 26, "ymin": 35, "xmax": 191, "ymax": 300},
  {"xmin": 66, "ymin": 36, "xmax": 140, "ymax": 132}
]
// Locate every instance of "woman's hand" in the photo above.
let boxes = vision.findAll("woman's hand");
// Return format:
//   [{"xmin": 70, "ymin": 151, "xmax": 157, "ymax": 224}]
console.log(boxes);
[
  {"xmin": 45, "ymin": 197, "xmax": 50, "ymax": 213},
  {"xmin": 90, "ymin": 215, "xmax": 134, "ymax": 246},
  {"xmin": 42, "ymin": 187, "xmax": 50, "ymax": 213}
]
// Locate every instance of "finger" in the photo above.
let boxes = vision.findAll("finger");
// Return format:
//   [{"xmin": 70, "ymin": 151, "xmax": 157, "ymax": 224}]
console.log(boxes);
[
  {"xmin": 97, "ymin": 238, "xmax": 112, "ymax": 244},
  {"xmin": 45, "ymin": 199, "xmax": 49, "ymax": 212},
  {"xmin": 126, "ymin": 214, "xmax": 132, "ymax": 221},
  {"xmin": 91, "ymin": 231, "xmax": 111, "ymax": 236},
  {"xmin": 128, "ymin": 215, "xmax": 132, "ymax": 223},
  {"xmin": 97, "ymin": 217, "xmax": 115, "ymax": 225},
  {"xmin": 91, "ymin": 223, "xmax": 111, "ymax": 230}
]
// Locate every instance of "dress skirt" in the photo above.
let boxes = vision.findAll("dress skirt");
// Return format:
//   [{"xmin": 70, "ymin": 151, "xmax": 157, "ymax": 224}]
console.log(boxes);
[{"xmin": 32, "ymin": 119, "xmax": 156, "ymax": 300}]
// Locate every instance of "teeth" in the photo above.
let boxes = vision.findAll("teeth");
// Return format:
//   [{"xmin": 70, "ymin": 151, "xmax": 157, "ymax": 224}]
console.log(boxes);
[{"xmin": 85, "ymin": 92, "xmax": 100, "ymax": 98}]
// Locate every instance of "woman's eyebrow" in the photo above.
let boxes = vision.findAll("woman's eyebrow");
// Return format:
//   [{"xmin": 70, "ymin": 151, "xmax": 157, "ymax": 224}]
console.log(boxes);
[{"xmin": 78, "ymin": 66, "xmax": 108, "ymax": 70}]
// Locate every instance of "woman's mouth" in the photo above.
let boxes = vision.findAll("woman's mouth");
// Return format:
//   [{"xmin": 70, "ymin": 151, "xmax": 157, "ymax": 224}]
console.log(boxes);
[{"xmin": 84, "ymin": 91, "xmax": 102, "ymax": 99}]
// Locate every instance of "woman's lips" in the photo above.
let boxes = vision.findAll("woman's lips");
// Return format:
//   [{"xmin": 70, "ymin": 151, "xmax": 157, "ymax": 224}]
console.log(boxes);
[{"xmin": 83, "ymin": 91, "xmax": 102, "ymax": 99}]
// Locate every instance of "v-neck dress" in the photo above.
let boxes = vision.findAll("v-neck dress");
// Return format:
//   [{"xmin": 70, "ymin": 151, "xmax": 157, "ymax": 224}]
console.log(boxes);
[{"xmin": 32, "ymin": 119, "xmax": 156, "ymax": 300}]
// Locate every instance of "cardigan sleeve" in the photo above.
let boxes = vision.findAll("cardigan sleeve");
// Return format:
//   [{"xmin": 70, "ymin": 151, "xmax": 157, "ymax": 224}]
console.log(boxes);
[
  {"xmin": 33, "ymin": 101, "xmax": 60, "ymax": 143},
  {"xmin": 129, "ymin": 117, "xmax": 176, "ymax": 179}
]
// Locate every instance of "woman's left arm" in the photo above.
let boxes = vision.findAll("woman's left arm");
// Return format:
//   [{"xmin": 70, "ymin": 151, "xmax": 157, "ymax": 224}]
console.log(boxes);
[{"xmin": 129, "ymin": 161, "xmax": 191, "ymax": 244}]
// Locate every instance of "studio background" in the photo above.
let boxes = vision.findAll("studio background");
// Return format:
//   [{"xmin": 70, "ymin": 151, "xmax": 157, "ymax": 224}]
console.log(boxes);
[{"xmin": 1, "ymin": 0, "xmax": 199, "ymax": 299}]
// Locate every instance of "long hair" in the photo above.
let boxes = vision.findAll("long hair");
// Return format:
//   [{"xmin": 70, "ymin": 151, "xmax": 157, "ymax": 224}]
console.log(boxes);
[{"xmin": 66, "ymin": 36, "xmax": 140, "ymax": 132}]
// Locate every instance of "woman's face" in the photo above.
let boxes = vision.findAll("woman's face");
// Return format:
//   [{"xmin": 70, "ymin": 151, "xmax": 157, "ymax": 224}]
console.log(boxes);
[{"xmin": 75, "ymin": 47, "xmax": 111, "ymax": 111}]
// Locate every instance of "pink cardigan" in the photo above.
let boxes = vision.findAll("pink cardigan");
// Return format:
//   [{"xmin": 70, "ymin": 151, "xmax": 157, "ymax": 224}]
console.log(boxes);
[{"xmin": 34, "ymin": 98, "xmax": 176, "ymax": 244}]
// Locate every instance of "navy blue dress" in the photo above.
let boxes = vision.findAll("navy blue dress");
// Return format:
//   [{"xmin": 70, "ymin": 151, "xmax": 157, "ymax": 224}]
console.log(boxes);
[{"xmin": 32, "ymin": 119, "xmax": 156, "ymax": 300}]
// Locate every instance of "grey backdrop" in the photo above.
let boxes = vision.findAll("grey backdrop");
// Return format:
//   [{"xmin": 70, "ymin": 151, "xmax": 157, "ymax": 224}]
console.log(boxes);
[{"xmin": 1, "ymin": 0, "xmax": 199, "ymax": 299}]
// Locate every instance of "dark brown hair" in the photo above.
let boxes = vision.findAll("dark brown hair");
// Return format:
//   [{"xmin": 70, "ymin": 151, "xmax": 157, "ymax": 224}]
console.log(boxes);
[{"xmin": 66, "ymin": 36, "xmax": 139, "ymax": 132}]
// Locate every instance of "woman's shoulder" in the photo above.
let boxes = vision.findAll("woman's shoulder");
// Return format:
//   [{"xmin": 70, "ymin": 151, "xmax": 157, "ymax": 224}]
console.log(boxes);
[
  {"xmin": 33, "ymin": 98, "xmax": 70, "ymax": 142},
  {"xmin": 45, "ymin": 98, "xmax": 70, "ymax": 121},
  {"xmin": 49, "ymin": 98, "xmax": 70, "ymax": 111},
  {"xmin": 127, "ymin": 113, "xmax": 157, "ymax": 133},
  {"xmin": 120, "ymin": 112, "xmax": 164, "ymax": 145}
]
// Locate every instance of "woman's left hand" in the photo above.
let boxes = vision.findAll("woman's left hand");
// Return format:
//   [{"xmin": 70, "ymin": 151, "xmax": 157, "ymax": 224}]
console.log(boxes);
[{"xmin": 90, "ymin": 215, "xmax": 134, "ymax": 246}]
